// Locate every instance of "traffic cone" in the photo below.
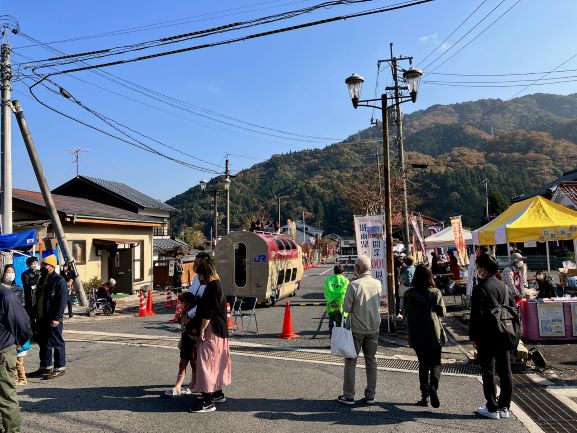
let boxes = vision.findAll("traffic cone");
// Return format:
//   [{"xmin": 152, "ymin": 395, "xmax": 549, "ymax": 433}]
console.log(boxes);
[
  {"xmin": 170, "ymin": 296, "xmax": 182, "ymax": 322},
  {"xmin": 226, "ymin": 303, "xmax": 235, "ymax": 331},
  {"xmin": 136, "ymin": 290, "xmax": 149, "ymax": 317},
  {"xmin": 146, "ymin": 289, "xmax": 156, "ymax": 315},
  {"xmin": 279, "ymin": 301, "xmax": 299, "ymax": 339},
  {"xmin": 166, "ymin": 290, "xmax": 174, "ymax": 309}
]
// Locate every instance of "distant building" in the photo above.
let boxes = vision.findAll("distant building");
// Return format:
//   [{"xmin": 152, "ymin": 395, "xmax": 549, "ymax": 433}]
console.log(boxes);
[
  {"xmin": 551, "ymin": 181, "xmax": 577, "ymax": 210},
  {"xmin": 280, "ymin": 221, "xmax": 322, "ymax": 244},
  {"xmin": 511, "ymin": 168, "xmax": 577, "ymax": 203}
]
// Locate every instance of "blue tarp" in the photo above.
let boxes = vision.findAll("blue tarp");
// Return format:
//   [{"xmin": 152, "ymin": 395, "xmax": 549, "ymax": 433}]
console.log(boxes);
[
  {"xmin": 0, "ymin": 230, "xmax": 37, "ymax": 251},
  {"xmin": 14, "ymin": 249, "xmax": 58, "ymax": 288}
]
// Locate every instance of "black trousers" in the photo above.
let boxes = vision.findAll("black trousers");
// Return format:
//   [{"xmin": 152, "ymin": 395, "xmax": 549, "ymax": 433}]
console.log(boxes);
[
  {"xmin": 414, "ymin": 347, "xmax": 442, "ymax": 397},
  {"xmin": 477, "ymin": 347, "xmax": 513, "ymax": 412}
]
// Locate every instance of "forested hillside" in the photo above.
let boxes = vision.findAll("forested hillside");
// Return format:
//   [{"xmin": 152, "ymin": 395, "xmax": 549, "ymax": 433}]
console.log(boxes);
[{"xmin": 167, "ymin": 93, "xmax": 577, "ymax": 235}]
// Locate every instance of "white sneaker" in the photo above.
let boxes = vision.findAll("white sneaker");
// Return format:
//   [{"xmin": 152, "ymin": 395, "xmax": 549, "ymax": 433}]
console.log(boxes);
[
  {"xmin": 499, "ymin": 408, "xmax": 510, "ymax": 419},
  {"xmin": 396, "ymin": 314, "xmax": 404, "ymax": 320},
  {"xmin": 476, "ymin": 406, "xmax": 500, "ymax": 419}
]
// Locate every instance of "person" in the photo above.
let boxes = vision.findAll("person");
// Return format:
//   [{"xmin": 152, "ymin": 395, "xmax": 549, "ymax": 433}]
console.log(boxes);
[
  {"xmin": 404, "ymin": 265, "xmax": 446, "ymax": 408},
  {"xmin": 60, "ymin": 264, "xmax": 75, "ymax": 318},
  {"xmin": 0, "ymin": 269, "xmax": 32, "ymax": 432},
  {"xmin": 393, "ymin": 252, "xmax": 405, "ymax": 316},
  {"xmin": 448, "ymin": 250, "xmax": 460, "ymax": 281},
  {"xmin": 28, "ymin": 254, "xmax": 68, "ymax": 380},
  {"xmin": 188, "ymin": 252, "xmax": 211, "ymax": 299},
  {"xmin": 1, "ymin": 265, "xmax": 24, "ymax": 305},
  {"xmin": 397, "ymin": 256, "xmax": 416, "ymax": 319},
  {"xmin": 469, "ymin": 254, "xmax": 515, "ymax": 419},
  {"xmin": 97, "ymin": 278, "xmax": 117, "ymax": 315},
  {"xmin": 165, "ymin": 292, "xmax": 197, "ymax": 397},
  {"xmin": 21, "ymin": 256, "xmax": 40, "ymax": 317},
  {"xmin": 534, "ymin": 270, "xmax": 556, "ymax": 298},
  {"xmin": 174, "ymin": 258, "xmax": 184, "ymax": 291},
  {"xmin": 502, "ymin": 252, "xmax": 527, "ymax": 302},
  {"xmin": 188, "ymin": 261, "xmax": 232, "ymax": 413},
  {"xmin": 337, "ymin": 255, "xmax": 381, "ymax": 406},
  {"xmin": 323, "ymin": 265, "xmax": 349, "ymax": 335},
  {"xmin": 431, "ymin": 252, "xmax": 441, "ymax": 274}
]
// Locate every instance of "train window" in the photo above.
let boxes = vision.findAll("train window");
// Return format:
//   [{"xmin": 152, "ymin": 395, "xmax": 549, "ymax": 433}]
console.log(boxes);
[
  {"xmin": 281, "ymin": 239, "xmax": 291, "ymax": 250},
  {"xmin": 234, "ymin": 243, "xmax": 247, "ymax": 287},
  {"xmin": 284, "ymin": 269, "xmax": 291, "ymax": 283},
  {"xmin": 274, "ymin": 239, "xmax": 286, "ymax": 250},
  {"xmin": 287, "ymin": 239, "xmax": 297, "ymax": 250},
  {"xmin": 291, "ymin": 267, "xmax": 297, "ymax": 281},
  {"xmin": 277, "ymin": 270, "xmax": 285, "ymax": 286}
]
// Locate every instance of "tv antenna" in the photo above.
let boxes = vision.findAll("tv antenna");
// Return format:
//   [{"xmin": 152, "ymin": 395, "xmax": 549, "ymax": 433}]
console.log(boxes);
[{"xmin": 67, "ymin": 148, "xmax": 90, "ymax": 176}]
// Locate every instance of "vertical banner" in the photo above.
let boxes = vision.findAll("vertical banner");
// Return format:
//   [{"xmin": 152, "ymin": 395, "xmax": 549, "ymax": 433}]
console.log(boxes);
[
  {"xmin": 450, "ymin": 216, "xmax": 469, "ymax": 266},
  {"xmin": 411, "ymin": 215, "xmax": 428, "ymax": 263},
  {"xmin": 354, "ymin": 215, "xmax": 388, "ymax": 308}
]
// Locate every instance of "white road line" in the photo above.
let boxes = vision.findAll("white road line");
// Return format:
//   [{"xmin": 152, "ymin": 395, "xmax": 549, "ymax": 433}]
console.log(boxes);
[
  {"xmin": 320, "ymin": 267, "xmax": 332, "ymax": 275},
  {"xmin": 547, "ymin": 387, "xmax": 577, "ymax": 415}
]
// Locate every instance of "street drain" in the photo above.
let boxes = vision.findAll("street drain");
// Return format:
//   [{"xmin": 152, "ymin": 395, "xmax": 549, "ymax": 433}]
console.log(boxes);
[
  {"xmin": 513, "ymin": 374, "xmax": 577, "ymax": 433},
  {"xmin": 229, "ymin": 346, "xmax": 480, "ymax": 377}
]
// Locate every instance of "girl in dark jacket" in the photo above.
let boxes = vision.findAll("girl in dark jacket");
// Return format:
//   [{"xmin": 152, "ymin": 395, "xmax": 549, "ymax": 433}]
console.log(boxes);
[{"xmin": 404, "ymin": 265, "xmax": 447, "ymax": 408}]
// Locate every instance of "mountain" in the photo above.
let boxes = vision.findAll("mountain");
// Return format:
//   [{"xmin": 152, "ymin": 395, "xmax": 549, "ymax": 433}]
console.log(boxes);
[{"xmin": 167, "ymin": 93, "xmax": 577, "ymax": 235}]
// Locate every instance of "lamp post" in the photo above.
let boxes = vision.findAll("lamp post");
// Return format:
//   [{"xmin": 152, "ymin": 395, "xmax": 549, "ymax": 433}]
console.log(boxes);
[
  {"xmin": 345, "ymin": 60, "xmax": 422, "ymax": 332},
  {"xmin": 200, "ymin": 179, "xmax": 227, "ymax": 250}
]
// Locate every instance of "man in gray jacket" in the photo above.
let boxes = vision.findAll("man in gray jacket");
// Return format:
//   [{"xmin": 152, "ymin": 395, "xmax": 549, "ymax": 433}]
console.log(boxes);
[{"xmin": 338, "ymin": 255, "xmax": 382, "ymax": 405}]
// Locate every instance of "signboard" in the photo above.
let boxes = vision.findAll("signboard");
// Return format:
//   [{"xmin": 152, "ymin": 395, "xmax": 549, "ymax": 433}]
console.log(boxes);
[
  {"xmin": 450, "ymin": 216, "xmax": 469, "ymax": 266},
  {"xmin": 168, "ymin": 259, "xmax": 175, "ymax": 277},
  {"xmin": 354, "ymin": 215, "xmax": 387, "ymax": 309},
  {"xmin": 571, "ymin": 302, "xmax": 577, "ymax": 337},
  {"xmin": 537, "ymin": 303, "xmax": 566, "ymax": 337},
  {"xmin": 411, "ymin": 215, "xmax": 428, "ymax": 264},
  {"xmin": 524, "ymin": 240, "xmax": 537, "ymax": 248}
]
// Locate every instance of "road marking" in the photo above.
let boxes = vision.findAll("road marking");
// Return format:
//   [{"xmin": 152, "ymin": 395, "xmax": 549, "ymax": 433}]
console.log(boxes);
[
  {"xmin": 547, "ymin": 387, "xmax": 577, "ymax": 415},
  {"xmin": 320, "ymin": 267, "xmax": 331, "ymax": 275}
]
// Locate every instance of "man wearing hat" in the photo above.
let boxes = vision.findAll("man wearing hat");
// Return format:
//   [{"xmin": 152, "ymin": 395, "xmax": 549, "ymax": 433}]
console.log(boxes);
[
  {"xmin": 29, "ymin": 254, "xmax": 69, "ymax": 379},
  {"xmin": 502, "ymin": 252, "xmax": 527, "ymax": 302},
  {"xmin": 324, "ymin": 264, "xmax": 349, "ymax": 335},
  {"xmin": 21, "ymin": 256, "xmax": 40, "ymax": 317}
]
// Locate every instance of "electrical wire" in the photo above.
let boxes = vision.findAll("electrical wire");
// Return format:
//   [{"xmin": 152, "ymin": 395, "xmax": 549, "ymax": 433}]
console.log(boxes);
[{"xmin": 427, "ymin": 68, "xmax": 577, "ymax": 77}]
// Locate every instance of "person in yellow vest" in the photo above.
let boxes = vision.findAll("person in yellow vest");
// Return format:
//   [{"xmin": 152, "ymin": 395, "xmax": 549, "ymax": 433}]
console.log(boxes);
[{"xmin": 324, "ymin": 265, "xmax": 349, "ymax": 335}]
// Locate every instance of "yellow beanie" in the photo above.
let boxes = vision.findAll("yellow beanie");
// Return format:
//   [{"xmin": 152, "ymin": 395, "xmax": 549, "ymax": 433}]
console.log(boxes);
[{"xmin": 42, "ymin": 254, "xmax": 58, "ymax": 268}]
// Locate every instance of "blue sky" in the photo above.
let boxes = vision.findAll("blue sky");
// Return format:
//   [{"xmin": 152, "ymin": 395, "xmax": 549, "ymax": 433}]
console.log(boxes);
[{"xmin": 4, "ymin": 0, "xmax": 577, "ymax": 201}]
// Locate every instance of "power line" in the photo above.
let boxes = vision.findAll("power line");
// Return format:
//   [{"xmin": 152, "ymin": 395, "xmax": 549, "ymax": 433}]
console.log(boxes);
[
  {"xmin": 427, "ymin": 68, "xmax": 577, "ymax": 77},
  {"xmin": 423, "ymin": 78, "xmax": 577, "ymax": 88}
]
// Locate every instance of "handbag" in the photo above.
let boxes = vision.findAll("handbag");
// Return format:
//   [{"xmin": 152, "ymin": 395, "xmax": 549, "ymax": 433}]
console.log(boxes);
[{"xmin": 331, "ymin": 317, "xmax": 357, "ymax": 359}]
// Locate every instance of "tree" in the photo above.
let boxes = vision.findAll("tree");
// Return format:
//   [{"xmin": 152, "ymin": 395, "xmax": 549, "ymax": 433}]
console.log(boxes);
[
  {"xmin": 488, "ymin": 188, "xmax": 507, "ymax": 217},
  {"xmin": 179, "ymin": 227, "xmax": 207, "ymax": 249}
]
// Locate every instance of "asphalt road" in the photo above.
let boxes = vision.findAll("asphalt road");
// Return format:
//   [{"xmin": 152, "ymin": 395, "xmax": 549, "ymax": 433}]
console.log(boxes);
[{"xmin": 19, "ymin": 341, "xmax": 530, "ymax": 433}]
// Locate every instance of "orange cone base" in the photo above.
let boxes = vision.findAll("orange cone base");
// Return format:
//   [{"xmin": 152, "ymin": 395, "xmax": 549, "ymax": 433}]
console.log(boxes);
[
  {"xmin": 279, "ymin": 331, "xmax": 300, "ymax": 339},
  {"xmin": 278, "ymin": 302, "xmax": 299, "ymax": 339}
]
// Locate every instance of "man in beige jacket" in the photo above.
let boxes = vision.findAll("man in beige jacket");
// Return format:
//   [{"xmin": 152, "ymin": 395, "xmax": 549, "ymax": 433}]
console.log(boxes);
[{"xmin": 338, "ymin": 255, "xmax": 382, "ymax": 405}]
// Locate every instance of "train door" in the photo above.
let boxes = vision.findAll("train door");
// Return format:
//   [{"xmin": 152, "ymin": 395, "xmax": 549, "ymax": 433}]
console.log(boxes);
[{"xmin": 233, "ymin": 241, "xmax": 251, "ymax": 297}]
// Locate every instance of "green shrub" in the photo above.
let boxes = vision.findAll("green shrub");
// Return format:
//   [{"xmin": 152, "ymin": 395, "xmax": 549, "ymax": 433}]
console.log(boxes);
[{"xmin": 82, "ymin": 276, "xmax": 102, "ymax": 294}]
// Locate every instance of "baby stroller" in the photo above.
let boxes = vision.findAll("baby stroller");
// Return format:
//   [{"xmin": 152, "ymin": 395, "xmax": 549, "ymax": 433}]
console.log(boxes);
[{"xmin": 85, "ymin": 289, "xmax": 113, "ymax": 317}]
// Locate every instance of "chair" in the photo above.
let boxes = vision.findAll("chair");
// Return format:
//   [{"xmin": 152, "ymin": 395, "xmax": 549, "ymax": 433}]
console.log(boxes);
[
  {"xmin": 236, "ymin": 296, "xmax": 258, "ymax": 334},
  {"xmin": 225, "ymin": 295, "xmax": 237, "ymax": 312}
]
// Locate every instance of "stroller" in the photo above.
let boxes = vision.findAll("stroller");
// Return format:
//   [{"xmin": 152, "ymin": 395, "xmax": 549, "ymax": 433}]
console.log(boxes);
[{"xmin": 85, "ymin": 288, "xmax": 114, "ymax": 317}]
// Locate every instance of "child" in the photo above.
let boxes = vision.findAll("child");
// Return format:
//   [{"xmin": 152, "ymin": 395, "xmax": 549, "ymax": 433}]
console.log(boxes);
[
  {"xmin": 165, "ymin": 292, "xmax": 198, "ymax": 396},
  {"xmin": 16, "ymin": 340, "xmax": 31, "ymax": 385}
]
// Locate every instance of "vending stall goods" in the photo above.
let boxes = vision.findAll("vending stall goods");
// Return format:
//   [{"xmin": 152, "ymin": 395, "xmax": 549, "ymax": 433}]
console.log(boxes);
[{"xmin": 214, "ymin": 231, "xmax": 304, "ymax": 305}]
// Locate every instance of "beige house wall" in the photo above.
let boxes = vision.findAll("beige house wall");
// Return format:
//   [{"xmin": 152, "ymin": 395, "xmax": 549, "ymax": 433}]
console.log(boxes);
[{"xmin": 61, "ymin": 223, "xmax": 154, "ymax": 293}]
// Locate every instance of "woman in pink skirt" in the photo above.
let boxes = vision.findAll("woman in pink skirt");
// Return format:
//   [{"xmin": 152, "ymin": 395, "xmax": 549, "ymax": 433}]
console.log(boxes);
[{"xmin": 189, "ymin": 261, "xmax": 232, "ymax": 413}]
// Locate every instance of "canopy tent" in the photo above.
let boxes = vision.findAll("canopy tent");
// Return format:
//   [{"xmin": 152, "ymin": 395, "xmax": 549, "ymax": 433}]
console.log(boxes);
[
  {"xmin": 0, "ymin": 230, "xmax": 37, "ymax": 251},
  {"xmin": 473, "ymin": 196, "xmax": 577, "ymax": 245},
  {"xmin": 424, "ymin": 226, "xmax": 473, "ymax": 248}
]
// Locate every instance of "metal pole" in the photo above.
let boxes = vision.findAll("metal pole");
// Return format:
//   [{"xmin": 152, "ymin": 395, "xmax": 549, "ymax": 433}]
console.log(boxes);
[
  {"xmin": 381, "ymin": 94, "xmax": 396, "ymax": 332},
  {"xmin": 213, "ymin": 190, "xmax": 218, "ymax": 247},
  {"xmin": 391, "ymin": 49, "xmax": 411, "ymax": 254},
  {"xmin": 303, "ymin": 210, "xmax": 306, "ymax": 244},
  {"xmin": 12, "ymin": 100, "xmax": 87, "ymax": 306},
  {"xmin": 545, "ymin": 241, "xmax": 551, "ymax": 273},
  {"xmin": 484, "ymin": 176, "xmax": 490, "ymax": 221},
  {"xmin": 225, "ymin": 158, "xmax": 230, "ymax": 235},
  {"xmin": 1, "ymin": 43, "xmax": 12, "ymax": 234},
  {"xmin": 278, "ymin": 197, "xmax": 281, "ymax": 229}
]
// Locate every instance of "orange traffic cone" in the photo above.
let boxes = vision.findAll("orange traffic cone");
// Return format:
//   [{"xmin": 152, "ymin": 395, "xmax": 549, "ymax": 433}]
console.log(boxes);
[
  {"xmin": 226, "ymin": 303, "xmax": 235, "ymax": 331},
  {"xmin": 166, "ymin": 290, "xmax": 174, "ymax": 309},
  {"xmin": 146, "ymin": 289, "xmax": 156, "ymax": 315},
  {"xmin": 170, "ymin": 296, "xmax": 182, "ymax": 322},
  {"xmin": 279, "ymin": 301, "xmax": 299, "ymax": 339},
  {"xmin": 136, "ymin": 290, "xmax": 149, "ymax": 317}
]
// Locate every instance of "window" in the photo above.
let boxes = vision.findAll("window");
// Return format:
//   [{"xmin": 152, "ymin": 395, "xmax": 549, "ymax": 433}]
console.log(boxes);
[
  {"xmin": 274, "ymin": 239, "xmax": 286, "ymax": 250},
  {"xmin": 277, "ymin": 270, "xmax": 285, "ymax": 286},
  {"xmin": 133, "ymin": 241, "xmax": 144, "ymax": 282},
  {"xmin": 284, "ymin": 268, "xmax": 291, "ymax": 283},
  {"xmin": 69, "ymin": 240, "xmax": 86, "ymax": 265},
  {"xmin": 291, "ymin": 268, "xmax": 298, "ymax": 281},
  {"xmin": 287, "ymin": 239, "xmax": 297, "ymax": 250},
  {"xmin": 234, "ymin": 243, "xmax": 247, "ymax": 287},
  {"xmin": 153, "ymin": 225, "xmax": 168, "ymax": 236}
]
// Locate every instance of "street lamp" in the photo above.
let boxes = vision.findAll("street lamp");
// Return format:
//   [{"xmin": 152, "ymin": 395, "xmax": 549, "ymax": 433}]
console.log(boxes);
[
  {"xmin": 403, "ymin": 67, "xmax": 422, "ymax": 103},
  {"xmin": 345, "ymin": 73, "xmax": 364, "ymax": 108}
]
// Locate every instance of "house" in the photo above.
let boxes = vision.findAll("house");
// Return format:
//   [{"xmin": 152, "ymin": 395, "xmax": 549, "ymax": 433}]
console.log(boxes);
[
  {"xmin": 511, "ymin": 168, "xmax": 577, "ymax": 203},
  {"xmin": 551, "ymin": 181, "xmax": 577, "ymax": 210},
  {"xmin": 13, "ymin": 189, "xmax": 162, "ymax": 294},
  {"xmin": 280, "ymin": 221, "xmax": 323, "ymax": 244}
]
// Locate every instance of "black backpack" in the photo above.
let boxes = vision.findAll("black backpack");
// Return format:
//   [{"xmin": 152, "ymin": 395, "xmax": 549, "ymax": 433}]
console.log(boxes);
[{"xmin": 483, "ymin": 286, "xmax": 520, "ymax": 351}]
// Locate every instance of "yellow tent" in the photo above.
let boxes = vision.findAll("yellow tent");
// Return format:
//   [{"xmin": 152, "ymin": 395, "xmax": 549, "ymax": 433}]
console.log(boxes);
[{"xmin": 473, "ymin": 196, "xmax": 577, "ymax": 245}]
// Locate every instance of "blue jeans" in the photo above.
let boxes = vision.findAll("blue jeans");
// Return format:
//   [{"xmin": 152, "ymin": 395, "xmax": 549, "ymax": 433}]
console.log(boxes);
[{"xmin": 37, "ymin": 319, "xmax": 66, "ymax": 370}]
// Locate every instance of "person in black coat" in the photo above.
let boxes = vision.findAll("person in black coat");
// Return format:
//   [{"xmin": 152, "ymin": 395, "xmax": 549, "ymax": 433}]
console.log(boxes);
[
  {"xmin": 21, "ymin": 256, "xmax": 40, "ymax": 317},
  {"xmin": 469, "ymin": 254, "xmax": 515, "ymax": 420},
  {"xmin": 535, "ymin": 270, "xmax": 556, "ymax": 298},
  {"xmin": 28, "ymin": 255, "xmax": 68, "ymax": 380}
]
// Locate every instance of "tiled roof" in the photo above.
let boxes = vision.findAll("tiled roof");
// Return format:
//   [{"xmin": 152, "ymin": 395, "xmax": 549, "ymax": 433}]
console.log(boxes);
[
  {"xmin": 14, "ymin": 189, "xmax": 163, "ymax": 224},
  {"xmin": 392, "ymin": 212, "xmax": 441, "ymax": 228},
  {"xmin": 557, "ymin": 181, "xmax": 577, "ymax": 207},
  {"xmin": 80, "ymin": 176, "xmax": 176, "ymax": 212},
  {"xmin": 153, "ymin": 238, "xmax": 190, "ymax": 253}
]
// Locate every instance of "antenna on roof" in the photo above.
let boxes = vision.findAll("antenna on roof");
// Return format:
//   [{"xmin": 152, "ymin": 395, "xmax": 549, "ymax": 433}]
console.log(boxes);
[{"xmin": 66, "ymin": 148, "xmax": 91, "ymax": 177}]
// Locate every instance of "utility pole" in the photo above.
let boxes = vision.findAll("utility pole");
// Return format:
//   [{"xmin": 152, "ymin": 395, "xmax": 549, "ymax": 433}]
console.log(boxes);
[
  {"xmin": 225, "ymin": 156, "xmax": 230, "ymax": 235},
  {"xmin": 212, "ymin": 190, "xmax": 218, "ymax": 248},
  {"xmin": 483, "ymin": 176, "xmax": 490, "ymax": 221},
  {"xmin": 1, "ymin": 43, "xmax": 12, "ymax": 234},
  {"xmin": 302, "ymin": 210, "xmax": 306, "ymax": 245},
  {"xmin": 12, "ymin": 100, "xmax": 87, "ymax": 306}
]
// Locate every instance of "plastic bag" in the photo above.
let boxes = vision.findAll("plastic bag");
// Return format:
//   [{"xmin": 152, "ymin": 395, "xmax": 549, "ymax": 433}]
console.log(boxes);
[{"xmin": 331, "ymin": 318, "xmax": 357, "ymax": 359}]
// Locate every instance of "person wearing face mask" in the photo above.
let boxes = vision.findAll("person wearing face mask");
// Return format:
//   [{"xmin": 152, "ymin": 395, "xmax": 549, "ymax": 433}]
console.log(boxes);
[
  {"xmin": 21, "ymin": 257, "xmax": 41, "ymax": 317},
  {"xmin": 469, "ymin": 254, "xmax": 516, "ymax": 420},
  {"xmin": 502, "ymin": 252, "xmax": 527, "ymax": 302},
  {"xmin": 1, "ymin": 265, "xmax": 23, "ymax": 302},
  {"xmin": 28, "ymin": 254, "xmax": 68, "ymax": 380}
]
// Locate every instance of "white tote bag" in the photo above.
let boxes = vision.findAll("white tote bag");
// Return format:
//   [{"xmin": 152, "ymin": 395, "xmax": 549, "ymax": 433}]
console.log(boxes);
[{"xmin": 331, "ymin": 317, "xmax": 357, "ymax": 359}]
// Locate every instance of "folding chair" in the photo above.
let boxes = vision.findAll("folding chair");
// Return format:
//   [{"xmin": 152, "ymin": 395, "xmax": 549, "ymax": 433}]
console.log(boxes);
[{"xmin": 237, "ymin": 296, "xmax": 258, "ymax": 334}]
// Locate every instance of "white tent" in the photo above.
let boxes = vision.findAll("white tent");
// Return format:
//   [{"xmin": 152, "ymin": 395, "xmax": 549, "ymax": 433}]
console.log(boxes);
[{"xmin": 424, "ymin": 226, "xmax": 473, "ymax": 249}]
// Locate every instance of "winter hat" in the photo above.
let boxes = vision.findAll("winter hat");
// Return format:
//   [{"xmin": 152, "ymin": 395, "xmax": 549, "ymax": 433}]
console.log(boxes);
[{"xmin": 42, "ymin": 254, "xmax": 58, "ymax": 268}]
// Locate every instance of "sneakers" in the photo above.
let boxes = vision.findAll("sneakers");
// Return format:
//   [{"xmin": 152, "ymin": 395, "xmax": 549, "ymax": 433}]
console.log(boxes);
[
  {"xmin": 189, "ymin": 402, "xmax": 216, "ymax": 413},
  {"xmin": 44, "ymin": 370, "xmax": 65, "ymax": 380},
  {"xmin": 164, "ymin": 387, "xmax": 191, "ymax": 397},
  {"xmin": 28, "ymin": 368, "xmax": 52, "ymax": 378},
  {"xmin": 337, "ymin": 395, "xmax": 355, "ymax": 405},
  {"xmin": 361, "ymin": 397, "xmax": 375, "ymax": 405},
  {"xmin": 212, "ymin": 394, "xmax": 226, "ymax": 403},
  {"xmin": 416, "ymin": 397, "xmax": 429, "ymax": 407},
  {"xmin": 429, "ymin": 388, "xmax": 440, "ymax": 408},
  {"xmin": 476, "ymin": 406, "xmax": 500, "ymax": 419},
  {"xmin": 499, "ymin": 408, "xmax": 510, "ymax": 419},
  {"xmin": 396, "ymin": 314, "xmax": 404, "ymax": 320}
]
